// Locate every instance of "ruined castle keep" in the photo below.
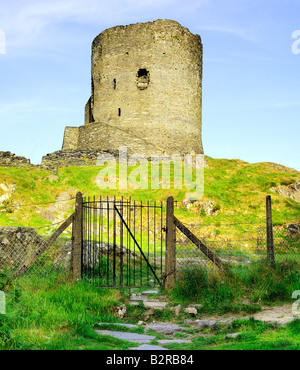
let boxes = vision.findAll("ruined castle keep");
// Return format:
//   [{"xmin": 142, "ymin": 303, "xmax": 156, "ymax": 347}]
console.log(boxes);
[{"xmin": 62, "ymin": 19, "xmax": 203, "ymax": 157}]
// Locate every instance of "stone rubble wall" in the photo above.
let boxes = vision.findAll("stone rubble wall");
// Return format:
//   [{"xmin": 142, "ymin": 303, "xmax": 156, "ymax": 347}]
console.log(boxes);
[
  {"xmin": 41, "ymin": 149, "xmax": 119, "ymax": 171},
  {"xmin": 0, "ymin": 151, "xmax": 31, "ymax": 167}
]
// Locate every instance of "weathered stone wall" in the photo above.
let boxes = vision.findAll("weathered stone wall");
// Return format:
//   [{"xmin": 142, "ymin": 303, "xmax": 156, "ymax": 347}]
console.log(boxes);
[
  {"xmin": 77, "ymin": 121, "xmax": 164, "ymax": 155},
  {"xmin": 0, "ymin": 151, "xmax": 31, "ymax": 167},
  {"xmin": 62, "ymin": 19, "xmax": 203, "ymax": 156},
  {"xmin": 62, "ymin": 127, "xmax": 79, "ymax": 150},
  {"xmin": 84, "ymin": 98, "xmax": 94, "ymax": 126}
]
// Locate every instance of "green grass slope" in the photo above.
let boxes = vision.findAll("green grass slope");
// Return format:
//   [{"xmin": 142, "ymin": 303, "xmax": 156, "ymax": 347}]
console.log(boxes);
[{"xmin": 0, "ymin": 157, "xmax": 299, "ymax": 233}]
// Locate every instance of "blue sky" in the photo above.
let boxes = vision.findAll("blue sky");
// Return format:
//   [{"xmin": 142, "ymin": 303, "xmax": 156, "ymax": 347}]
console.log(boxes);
[{"xmin": 0, "ymin": 0, "xmax": 299, "ymax": 170}]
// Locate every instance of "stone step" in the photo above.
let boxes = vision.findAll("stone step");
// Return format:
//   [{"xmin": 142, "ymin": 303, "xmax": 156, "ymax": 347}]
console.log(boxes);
[
  {"xmin": 95, "ymin": 330, "xmax": 155, "ymax": 343},
  {"xmin": 141, "ymin": 289, "xmax": 159, "ymax": 295},
  {"xmin": 128, "ymin": 301, "xmax": 140, "ymax": 306},
  {"xmin": 143, "ymin": 301, "xmax": 168, "ymax": 310},
  {"xmin": 158, "ymin": 339, "xmax": 191, "ymax": 344},
  {"xmin": 145, "ymin": 322, "xmax": 184, "ymax": 335},
  {"xmin": 131, "ymin": 295, "xmax": 166, "ymax": 302},
  {"xmin": 130, "ymin": 294, "xmax": 149, "ymax": 301},
  {"xmin": 130, "ymin": 344, "xmax": 168, "ymax": 350},
  {"xmin": 98, "ymin": 323, "xmax": 139, "ymax": 329},
  {"xmin": 184, "ymin": 319, "xmax": 217, "ymax": 328}
]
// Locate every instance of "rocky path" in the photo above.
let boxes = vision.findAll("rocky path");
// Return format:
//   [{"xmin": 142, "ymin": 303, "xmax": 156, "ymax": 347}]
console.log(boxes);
[{"xmin": 95, "ymin": 289, "xmax": 298, "ymax": 350}]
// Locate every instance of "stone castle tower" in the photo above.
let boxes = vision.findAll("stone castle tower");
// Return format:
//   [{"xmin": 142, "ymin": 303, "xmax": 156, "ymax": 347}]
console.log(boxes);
[{"xmin": 61, "ymin": 19, "xmax": 203, "ymax": 156}]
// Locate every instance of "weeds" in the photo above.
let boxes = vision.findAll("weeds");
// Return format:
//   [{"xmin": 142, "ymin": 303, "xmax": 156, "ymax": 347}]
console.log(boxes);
[
  {"xmin": 0, "ymin": 266, "xmax": 299, "ymax": 350},
  {"xmin": 171, "ymin": 260, "xmax": 300, "ymax": 314}
]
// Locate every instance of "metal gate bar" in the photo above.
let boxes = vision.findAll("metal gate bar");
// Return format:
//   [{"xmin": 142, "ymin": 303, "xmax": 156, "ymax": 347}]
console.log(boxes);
[
  {"xmin": 81, "ymin": 197, "xmax": 165, "ymax": 288},
  {"xmin": 114, "ymin": 204, "xmax": 161, "ymax": 286}
]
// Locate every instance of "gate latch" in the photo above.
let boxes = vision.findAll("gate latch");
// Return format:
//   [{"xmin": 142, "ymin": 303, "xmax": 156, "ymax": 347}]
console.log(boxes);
[{"xmin": 162, "ymin": 227, "xmax": 167, "ymax": 232}]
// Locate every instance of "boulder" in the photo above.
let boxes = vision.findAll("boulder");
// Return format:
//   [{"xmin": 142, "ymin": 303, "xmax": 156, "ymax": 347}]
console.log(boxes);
[
  {"xmin": 286, "ymin": 223, "xmax": 300, "ymax": 235},
  {"xmin": 0, "ymin": 184, "xmax": 16, "ymax": 205},
  {"xmin": 271, "ymin": 180, "xmax": 300, "ymax": 203},
  {"xmin": 183, "ymin": 198, "xmax": 219, "ymax": 216},
  {"xmin": 0, "ymin": 227, "xmax": 44, "ymax": 271}
]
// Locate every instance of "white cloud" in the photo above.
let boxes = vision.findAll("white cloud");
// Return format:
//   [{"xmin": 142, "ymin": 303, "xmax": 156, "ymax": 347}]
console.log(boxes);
[
  {"xmin": 196, "ymin": 24, "xmax": 257, "ymax": 42},
  {"xmin": 1, "ymin": 0, "xmax": 212, "ymax": 50}
]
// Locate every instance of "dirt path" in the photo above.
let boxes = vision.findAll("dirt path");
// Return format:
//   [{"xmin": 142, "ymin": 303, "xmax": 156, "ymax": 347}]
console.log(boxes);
[{"xmin": 200, "ymin": 304, "xmax": 297, "ymax": 326}]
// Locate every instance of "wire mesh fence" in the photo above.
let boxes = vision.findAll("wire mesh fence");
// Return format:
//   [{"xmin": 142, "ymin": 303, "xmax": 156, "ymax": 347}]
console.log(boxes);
[
  {"xmin": 0, "ymin": 193, "xmax": 299, "ymax": 288},
  {"xmin": 175, "ymin": 220, "xmax": 300, "ymax": 278},
  {"xmin": 0, "ymin": 194, "xmax": 76, "ymax": 284},
  {"xmin": 0, "ymin": 221, "xmax": 73, "ymax": 283}
]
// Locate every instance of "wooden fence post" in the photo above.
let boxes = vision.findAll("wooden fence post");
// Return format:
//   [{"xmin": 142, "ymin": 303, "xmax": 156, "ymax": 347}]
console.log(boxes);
[
  {"xmin": 70, "ymin": 215, "xmax": 75, "ymax": 273},
  {"xmin": 266, "ymin": 195, "xmax": 275, "ymax": 264},
  {"xmin": 73, "ymin": 192, "xmax": 83, "ymax": 281},
  {"xmin": 164, "ymin": 196, "xmax": 176, "ymax": 290}
]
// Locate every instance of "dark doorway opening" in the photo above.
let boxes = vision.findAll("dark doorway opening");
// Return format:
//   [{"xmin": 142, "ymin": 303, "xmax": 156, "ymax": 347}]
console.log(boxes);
[{"xmin": 137, "ymin": 69, "xmax": 150, "ymax": 90}]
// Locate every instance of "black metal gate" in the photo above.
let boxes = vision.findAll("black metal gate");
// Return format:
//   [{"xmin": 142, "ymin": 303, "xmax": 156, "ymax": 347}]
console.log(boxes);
[{"xmin": 81, "ymin": 197, "xmax": 165, "ymax": 288}]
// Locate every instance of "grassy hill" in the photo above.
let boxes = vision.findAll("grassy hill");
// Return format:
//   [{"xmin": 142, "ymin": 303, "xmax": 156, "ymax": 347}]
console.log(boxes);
[
  {"xmin": 0, "ymin": 157, "xmax": 299, "ymax": 235},
  {"xmin": 0, "ymin": 157, "xmax": 299, "ymax": 351}
]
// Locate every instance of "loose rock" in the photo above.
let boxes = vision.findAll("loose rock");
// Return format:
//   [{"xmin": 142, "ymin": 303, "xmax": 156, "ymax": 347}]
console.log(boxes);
[
  {"xmin": 143, "ymin": 309, "xmax": 155, "ymax": 321},
  {"xmin": 184, "ymin": 307, "xmax": 198, "ymax": 317},
  {"xmin": 174, "ymin": 304, "xmax": 182, "ymax": 317},
  {"xmin": 191, "ymin": 304, "xmax": 203, "ymax": 310},
  {"xmin": 225, "ymin": 333, "xmax": 241, "ymax": 339},
  {"xmin": 117, "ymin": 304, "xmax": 127, "ymax": 319}
]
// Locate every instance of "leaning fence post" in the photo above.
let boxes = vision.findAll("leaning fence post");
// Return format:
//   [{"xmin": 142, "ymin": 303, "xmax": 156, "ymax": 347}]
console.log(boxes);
[
  {"xmin": 164, "ymin": 196, "xmax": 176, "ymax": 290},
  {"xmin": 70, "ymin": 214, "xmax": 75, "ymax": 273},
  {"xmin": 73, "ymin": 192, "xmax": 83, "ymax": 281},
  {"xmin": 266, "ymin": 195, "xmax": 275, "ymax": 264}
]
